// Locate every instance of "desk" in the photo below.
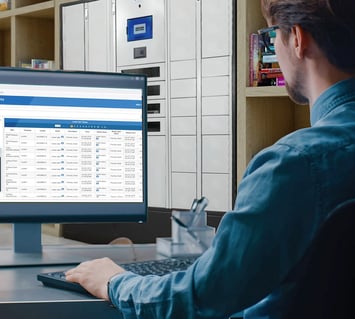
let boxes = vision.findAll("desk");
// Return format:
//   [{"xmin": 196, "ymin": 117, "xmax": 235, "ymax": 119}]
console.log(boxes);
[{"xmin": 0, "ymin": 244, "xmax": 157, "ymax": 319}]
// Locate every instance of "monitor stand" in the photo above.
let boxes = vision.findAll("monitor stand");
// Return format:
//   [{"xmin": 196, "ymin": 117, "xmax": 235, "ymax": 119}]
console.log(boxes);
[
  {"xmin": 0, "ymin": 223, "xmax": 88, "ymax": 267},
  {"xmin": 0, "ymin": 223, "xmax": 144, "ymax": 268},
  {"xmin": 13, "ymin": 223, "xmax": 42, "ymax": 254}
]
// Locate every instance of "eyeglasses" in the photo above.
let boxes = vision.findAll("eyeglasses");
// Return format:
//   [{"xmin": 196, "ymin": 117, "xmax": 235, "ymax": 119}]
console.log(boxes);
[{"xmin": 258, "ymin": 25, "xmax": 279, "ymax": 54}]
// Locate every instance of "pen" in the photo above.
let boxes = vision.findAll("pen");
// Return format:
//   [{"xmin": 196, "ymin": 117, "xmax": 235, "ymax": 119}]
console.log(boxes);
[
  {"xmin": 171, "ymin": 214, "xmax": 189, "ymax": 229},
  {"xmin": 190, "ymin": 197, "xmax": 209, "ymax": 227},
  {"xmin": 194, "ymin": 197, "xmax": 209, "ymax": 215},
  {"xmin": 190, "ymin": 198, "xmax": 198, "ymax": 212}
]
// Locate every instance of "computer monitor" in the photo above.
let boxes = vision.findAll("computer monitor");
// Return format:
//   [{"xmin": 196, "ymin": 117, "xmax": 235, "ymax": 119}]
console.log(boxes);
[{"xmin": 0, "ymin": 67, "xmax": 147, "ymax": 264}]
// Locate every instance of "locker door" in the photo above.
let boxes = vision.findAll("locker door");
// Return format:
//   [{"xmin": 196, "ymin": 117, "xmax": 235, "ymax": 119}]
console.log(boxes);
[
  {"xmin": 62, "ymin": 3, "xmax": 85, "ymax": 71},
  {"xmin": 201, "ymin": 0, "xmax": 231, "ymax": 58},
  {"xmin": 86, "ymin": 0, "xmax": 116, "ymax": 72},
  {"xmin": 148, "ymin": 120, "xmax": 168, "ymax": 208},
  {"xmin": 170, "ymin": 0, "xmax": 196, "ymax": 61}
]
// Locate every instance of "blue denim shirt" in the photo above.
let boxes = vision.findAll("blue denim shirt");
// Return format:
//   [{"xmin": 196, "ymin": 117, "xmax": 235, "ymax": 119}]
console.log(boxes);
[{"xmin": 108, "ymin": 78, "xmax": 355, "ymax": 319}]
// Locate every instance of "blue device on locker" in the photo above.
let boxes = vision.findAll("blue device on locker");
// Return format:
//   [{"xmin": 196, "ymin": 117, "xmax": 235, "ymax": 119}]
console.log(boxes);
[{"xmin": 127, "ymin": 15, "xmax": 153, "ymax": 42}]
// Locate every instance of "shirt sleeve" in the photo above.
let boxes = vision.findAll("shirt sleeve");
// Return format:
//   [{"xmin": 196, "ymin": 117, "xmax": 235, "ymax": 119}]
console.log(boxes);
[{"xmin": 108, "ymin": 142, "xmax": 317, "ymax": 319}]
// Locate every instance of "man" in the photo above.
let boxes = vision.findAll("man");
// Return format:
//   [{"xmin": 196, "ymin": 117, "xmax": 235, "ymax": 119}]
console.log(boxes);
[{"xmin": 66, "ymin": 0, "xmax": 355, "ymax": 318}]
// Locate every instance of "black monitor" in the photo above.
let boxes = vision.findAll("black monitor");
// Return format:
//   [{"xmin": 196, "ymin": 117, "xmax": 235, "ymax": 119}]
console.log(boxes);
[{"xmin": 0, "ymin": 67, "xmax": 147, "ymax": 265}]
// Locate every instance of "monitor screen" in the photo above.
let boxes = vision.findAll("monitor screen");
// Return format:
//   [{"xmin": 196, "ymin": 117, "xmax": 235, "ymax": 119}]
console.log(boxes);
[{"xmin": 0, "ymin": 67, "xmax": 147, "ymax": 224}]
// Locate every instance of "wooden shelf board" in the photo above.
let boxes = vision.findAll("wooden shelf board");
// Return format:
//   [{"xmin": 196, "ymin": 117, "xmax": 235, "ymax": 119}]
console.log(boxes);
[
  {"xmin": 13, "ymin": 1, "xmax": 54, "ymax": 18},
  {"xmin": 245, "ymin": 86, "xmax": 289, "ymax": 97}
]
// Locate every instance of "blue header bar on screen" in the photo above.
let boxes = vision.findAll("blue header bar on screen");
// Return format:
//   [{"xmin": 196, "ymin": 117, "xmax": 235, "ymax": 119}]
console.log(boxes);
[
  {"xmin": 4, "ymin": 118, "xmax": 142, "ymax": 130},
  {"xmin": 0, "ymin": 95, "xmax": 142, "ymax": 109}
]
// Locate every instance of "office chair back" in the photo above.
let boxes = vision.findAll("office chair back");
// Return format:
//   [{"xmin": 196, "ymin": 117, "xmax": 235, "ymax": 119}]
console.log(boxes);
[{"xmin": 283, "ymin": 199, "xmax": 355, "ymax": 319}]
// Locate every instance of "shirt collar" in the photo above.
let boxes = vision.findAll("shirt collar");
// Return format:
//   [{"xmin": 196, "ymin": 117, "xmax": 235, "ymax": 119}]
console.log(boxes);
[{"xmin": 311, "ymin": 77, "xmax": 355, "ymax": 126}]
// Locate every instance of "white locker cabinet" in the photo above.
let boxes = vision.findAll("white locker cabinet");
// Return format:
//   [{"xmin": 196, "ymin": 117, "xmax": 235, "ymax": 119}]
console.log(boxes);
[
  {"xmin": 168, "ymin": 0, "xmax": 198, "ymax": 211},
  {"xmin": 62, "ymin": 0, "xmax": 235, "ymax": 212},
  {"xmin": 167, "ymin": 0, "xmax": 234, "ymax": 211},
  {"xmin": 61, "ymin": 0, "xmax": 115, "ymax": 72},
  {"xmin": 116, "ymin": 0, "xmax": 168, "ymax": 209}
]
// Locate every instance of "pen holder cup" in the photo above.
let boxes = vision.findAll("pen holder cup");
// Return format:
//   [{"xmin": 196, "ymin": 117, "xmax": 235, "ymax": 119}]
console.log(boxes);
[
  {"xmin": 156, "ymin": 209, "xmax": 215, "ymax": 257},
  {"xmin": 171, "ymin": 209, "xmax": 207, "ymax": 243}
]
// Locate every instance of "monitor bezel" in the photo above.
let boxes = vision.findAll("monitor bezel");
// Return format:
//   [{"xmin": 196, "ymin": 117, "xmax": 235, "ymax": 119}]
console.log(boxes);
[{"xmin": 0, "ymin": 67, "xmax": 148, "ymax": 223}]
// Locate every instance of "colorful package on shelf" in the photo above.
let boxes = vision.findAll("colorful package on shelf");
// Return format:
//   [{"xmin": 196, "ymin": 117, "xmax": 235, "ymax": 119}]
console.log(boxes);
[
  {"xmin": 31, "ymin": 59, "xmax": 54, "ymax": 69},
  {"xmin": 276, "ymin": 76, "xmax": 285, "ymax": 86},
  {"xmin": 249, "ymin": 29, "xmax": 285, "ymax": 87},
  {"xmin": 249, "ymin": 33, "xmax": 261, "ymax": 87}
]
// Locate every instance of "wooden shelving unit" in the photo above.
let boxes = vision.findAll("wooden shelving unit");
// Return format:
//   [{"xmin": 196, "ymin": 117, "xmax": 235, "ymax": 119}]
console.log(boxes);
[
  {"xmin": 0, "ymin": 0, "xmax": 74, "ymax": 69},
  {"xmin": 0, "ymin": 0, "xmax": 54, "ymax": 67},
  {"xmin": 236, "ymin": 0, "xmax": 310, "ymax": 184}
]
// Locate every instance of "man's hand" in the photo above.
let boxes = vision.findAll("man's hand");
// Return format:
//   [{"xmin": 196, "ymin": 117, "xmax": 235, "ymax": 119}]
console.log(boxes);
[{"xmin": 65, "ymin": 257, "xmax": 125, "ymax": 300}]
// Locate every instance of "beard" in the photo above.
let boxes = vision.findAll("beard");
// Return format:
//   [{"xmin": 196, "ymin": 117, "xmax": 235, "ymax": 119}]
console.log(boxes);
[{"xmin": 284, "ymin": 69, "xmax": 309, "ymax": 105}]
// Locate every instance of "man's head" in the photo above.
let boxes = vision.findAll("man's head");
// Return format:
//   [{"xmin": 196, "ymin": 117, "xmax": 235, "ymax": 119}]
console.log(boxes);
[
  {"xmin": 261, "ymin": 0, "xmax": 355, "ymax": 104},
  {"xmin": 261, "ymin": 0, "xmax": 355, "ymax": 74}
]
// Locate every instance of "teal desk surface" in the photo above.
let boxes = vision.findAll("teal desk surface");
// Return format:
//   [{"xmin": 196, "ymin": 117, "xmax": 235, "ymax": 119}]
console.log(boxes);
[{"xmin": 0, "ymin": 244, "xmax": 157, "ymax": 319}]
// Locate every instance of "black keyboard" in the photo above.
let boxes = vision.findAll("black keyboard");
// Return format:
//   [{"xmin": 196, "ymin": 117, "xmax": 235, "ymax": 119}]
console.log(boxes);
[
  {"xmin": 122, "ymin": 255, "xmax": 198, "ymax": 276},
  {"xmin": 37, "ymin": 255, "xmax": 198, "ymax": 295}
]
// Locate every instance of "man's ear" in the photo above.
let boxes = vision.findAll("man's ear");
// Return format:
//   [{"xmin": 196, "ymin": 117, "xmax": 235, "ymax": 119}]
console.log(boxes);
[{"xmin": 292, "ymin": 24, "xmax": 309, "ymax": 59}]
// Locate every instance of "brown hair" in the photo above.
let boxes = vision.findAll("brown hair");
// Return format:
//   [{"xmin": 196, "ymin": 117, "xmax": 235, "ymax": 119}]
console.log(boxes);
[{"xmin": 261, "ymin": 0, "xmax": 355, "ymax": 73}]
